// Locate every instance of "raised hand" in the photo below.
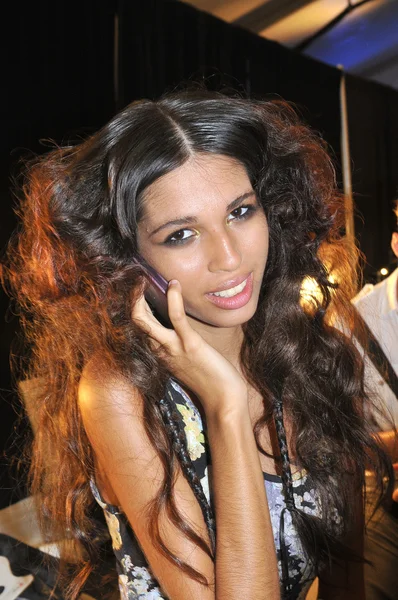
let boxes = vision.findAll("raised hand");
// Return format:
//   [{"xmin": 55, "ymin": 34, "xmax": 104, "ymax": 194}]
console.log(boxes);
[{"xmin": 132, "ymin": 280, "xmax": 248, "ymax": 417}]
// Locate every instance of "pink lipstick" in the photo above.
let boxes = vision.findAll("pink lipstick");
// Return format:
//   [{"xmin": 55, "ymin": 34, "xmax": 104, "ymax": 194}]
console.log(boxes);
[{"xmin": 205, "ymin": 273, "xmax": 253, "ymax": 310}]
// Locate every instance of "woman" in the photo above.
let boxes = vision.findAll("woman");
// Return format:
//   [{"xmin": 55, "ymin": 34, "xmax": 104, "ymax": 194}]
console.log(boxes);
[{"xmin": 4, "ymin": 89, "xmax": 392, "ymax": 599}]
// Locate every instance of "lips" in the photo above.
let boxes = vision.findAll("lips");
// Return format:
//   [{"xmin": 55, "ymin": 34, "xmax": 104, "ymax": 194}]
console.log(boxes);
[
  {"xmin": 205, "ymin": 273, "xmax": 254, "ymax": 310},
  {"xmin": 207, "ymin": 273, "xmax": 250, "ymax": 294}
]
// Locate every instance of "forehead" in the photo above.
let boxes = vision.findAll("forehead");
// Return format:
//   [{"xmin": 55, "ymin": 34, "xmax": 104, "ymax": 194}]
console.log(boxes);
[{"xmin": 141, "ymin": 154, "xmax": 251, "ymax": 221}]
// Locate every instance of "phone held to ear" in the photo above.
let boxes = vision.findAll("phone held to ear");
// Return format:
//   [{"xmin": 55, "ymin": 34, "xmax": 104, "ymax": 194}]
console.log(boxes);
[{"xmin": 132, "ymin": 254, "xmax": 173, "ymax": 328}]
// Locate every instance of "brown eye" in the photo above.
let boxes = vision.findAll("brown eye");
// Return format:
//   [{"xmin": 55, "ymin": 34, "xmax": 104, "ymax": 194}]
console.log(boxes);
[
  {"xmin": 227, "ymin": 205, "xmax": 257, "ymax": 223},
  {"xmin": 164, "ymin": 229, "xmax": 195, "ymax": 245}
]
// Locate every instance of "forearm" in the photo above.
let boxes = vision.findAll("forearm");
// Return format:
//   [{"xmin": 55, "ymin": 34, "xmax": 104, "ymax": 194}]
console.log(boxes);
[{"xmin": 206, "ymin": 405, "xmax": 280, "ymax": 600}]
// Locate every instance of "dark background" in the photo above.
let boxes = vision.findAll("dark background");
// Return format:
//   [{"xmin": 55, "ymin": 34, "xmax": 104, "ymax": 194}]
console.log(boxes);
[{"xmin": 2, "ymin": 0, "xmax": 398, "ymax": 508}]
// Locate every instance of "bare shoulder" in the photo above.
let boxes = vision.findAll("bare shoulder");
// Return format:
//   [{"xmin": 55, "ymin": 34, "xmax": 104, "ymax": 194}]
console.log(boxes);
[
  {"xmin": 77, "ymin": 356, "xmax": 160, "ymax": 502},
  {"xmin": 78, "ymin": 356, "xmax": 144, "ymax": 419},
  {"xmin": 78, "ymin": 356, "xmax": 148, "ymax": 465}
]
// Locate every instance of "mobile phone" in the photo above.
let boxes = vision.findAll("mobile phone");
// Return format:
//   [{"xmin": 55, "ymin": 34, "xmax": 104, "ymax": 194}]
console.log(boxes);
[{"xmin": 132, "ymin": 254, "xmax": 172, "ymax": 328}]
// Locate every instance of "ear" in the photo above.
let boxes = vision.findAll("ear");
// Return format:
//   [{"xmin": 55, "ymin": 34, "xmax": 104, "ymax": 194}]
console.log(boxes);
[{"xmin": 391, "ymin": 232, "xmax": 398, "ymax": 258}]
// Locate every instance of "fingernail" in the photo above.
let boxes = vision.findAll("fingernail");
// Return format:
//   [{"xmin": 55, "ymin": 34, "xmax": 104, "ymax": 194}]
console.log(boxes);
[{"xmin": 168, "ymin": 279, "xmax": 179, "ymax": 287}]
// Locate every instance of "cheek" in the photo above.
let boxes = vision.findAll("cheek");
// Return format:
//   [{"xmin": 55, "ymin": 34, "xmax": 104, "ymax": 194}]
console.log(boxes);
[
  {"xmin": 244, "ymin": 220, "xmax": 269, "ymax": 261},
  {"xmin": 170, "ymin": 255, "xmax": 204, "ymax": 288},
  {"xmin": 144, "ymin": 249, "xmax": 204, "ymax": 287}
]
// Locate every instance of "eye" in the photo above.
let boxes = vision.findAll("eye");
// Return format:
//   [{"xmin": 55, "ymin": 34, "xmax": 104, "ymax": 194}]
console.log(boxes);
[
  {"xmin": 227, "ymin": 204, "xmax": 257, "ymax": 222},
  {"xmin": 164, "ymin": 229, "xmax": 196, "ymax": 245}
]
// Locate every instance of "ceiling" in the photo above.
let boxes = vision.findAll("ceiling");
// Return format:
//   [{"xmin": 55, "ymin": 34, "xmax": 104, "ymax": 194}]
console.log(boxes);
[{"xmin": 182, "ymin": 0, "xmax": 398, "ymax": 91}]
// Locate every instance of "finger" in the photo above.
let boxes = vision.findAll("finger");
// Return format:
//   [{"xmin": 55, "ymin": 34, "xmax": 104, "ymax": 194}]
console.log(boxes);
[
  {"xmin": 167, "ymin": 280, "xmax": 193, "ymax": 338},
  {"xmin": 132, "ymin": 293, "xmax": 174, "ymax": 346}
]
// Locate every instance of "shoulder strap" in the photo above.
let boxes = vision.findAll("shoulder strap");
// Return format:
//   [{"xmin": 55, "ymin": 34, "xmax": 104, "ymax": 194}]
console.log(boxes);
[{"xmin": 353, "ymin": 308, "xmax": 398, "ymax": 400}]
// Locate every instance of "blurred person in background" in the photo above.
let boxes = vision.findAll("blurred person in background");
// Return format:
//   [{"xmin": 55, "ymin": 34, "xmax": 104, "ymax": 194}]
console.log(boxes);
[{"xmin": 352, "ymin": 200, "xmax": 398, "ymax": 600}]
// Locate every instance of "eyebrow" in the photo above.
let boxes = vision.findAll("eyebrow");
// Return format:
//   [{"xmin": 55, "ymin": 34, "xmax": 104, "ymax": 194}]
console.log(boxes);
[{"xmin": 148, "ymin": 190, "xmax": 257, "ymax": 238}]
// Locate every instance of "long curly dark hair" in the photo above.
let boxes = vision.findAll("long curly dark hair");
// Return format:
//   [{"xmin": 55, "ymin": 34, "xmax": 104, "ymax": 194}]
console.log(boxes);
[{"xmin": 3, "ymin": 89, "xmax": 393, "ymax": 599}]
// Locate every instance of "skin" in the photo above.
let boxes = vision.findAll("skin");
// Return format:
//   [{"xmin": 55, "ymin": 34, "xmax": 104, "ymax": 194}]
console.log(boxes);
[
  {"xmin": 137, "ymin": 154, "xmax": 285, "ymax": 474},
  {"xmin": 79, "ymin": 153, "xmax": 363, "ymax": 599},
  {"xmin": 80, "ymin": 154, "xmax": 280, "ymax": 599},
  {"xmin": 137, "ymin": 154, "xmax": 269, "ymax": 367}
]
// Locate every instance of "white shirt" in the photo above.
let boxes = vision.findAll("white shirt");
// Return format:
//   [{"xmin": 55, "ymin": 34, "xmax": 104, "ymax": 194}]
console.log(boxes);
[{"xmin": 352, "ymin": 267, "xmax": 398, "ymax": 430}]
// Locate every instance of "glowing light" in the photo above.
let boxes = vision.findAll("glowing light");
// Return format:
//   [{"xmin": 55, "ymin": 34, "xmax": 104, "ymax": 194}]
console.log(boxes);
[
  {"xmin": 300, "ymin": 276, "xmax": 323, "ymax": 306},
  {"xmin": 300, "ymin": 273, "xmax": 337, "ymax": 311},
  {"xmin": 380, "ymin": 267, "xmax": 389, "ymax": 276}
]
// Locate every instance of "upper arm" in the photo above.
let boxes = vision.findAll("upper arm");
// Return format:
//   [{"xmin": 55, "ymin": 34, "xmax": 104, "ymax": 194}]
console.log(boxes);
[{"xmin": 78, "ymin": 366, "xmax": 215, "ymax": 600}]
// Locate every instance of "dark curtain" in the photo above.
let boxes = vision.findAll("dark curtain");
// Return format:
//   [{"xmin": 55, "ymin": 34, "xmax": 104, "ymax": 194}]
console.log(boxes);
[
  {"xmin": 346, "ymin": 74, "xmax": 398, "ymax": 280},
  {"xmin": 118, "ymin": 0, "xmax": 342, "ymax": 164},
  {"xmin": 1, "ymin": 0, "xmax": 115, "ymax": 508},
  {"xmin": 241, "ymin": 29, "xmax": 342, "ymax": 163}
]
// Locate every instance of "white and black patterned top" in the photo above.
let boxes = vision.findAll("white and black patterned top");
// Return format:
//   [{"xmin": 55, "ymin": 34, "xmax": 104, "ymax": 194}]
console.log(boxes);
[{"xmin": 90, "ymin": 378, "xmax": 325, "ymax": 599}]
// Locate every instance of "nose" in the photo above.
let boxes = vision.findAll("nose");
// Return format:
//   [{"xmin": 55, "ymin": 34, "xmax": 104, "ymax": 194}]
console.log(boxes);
[{"xmin": 207, "ymin": 229, "xmax": 242, "ymax": 273}]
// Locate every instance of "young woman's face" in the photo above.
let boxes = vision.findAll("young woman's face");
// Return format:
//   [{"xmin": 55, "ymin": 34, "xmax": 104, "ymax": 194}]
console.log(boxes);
[{"xmin": 137, "ymin": 154, "xmax": 269, "ymax": 329}]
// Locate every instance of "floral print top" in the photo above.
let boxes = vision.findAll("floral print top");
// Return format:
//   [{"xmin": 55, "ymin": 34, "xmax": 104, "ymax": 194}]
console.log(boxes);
[{"xmin": 90, "ymin": 378, "xmax": 324, "ymax": 600}]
